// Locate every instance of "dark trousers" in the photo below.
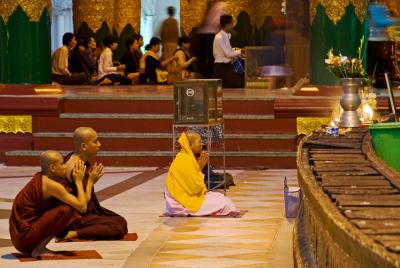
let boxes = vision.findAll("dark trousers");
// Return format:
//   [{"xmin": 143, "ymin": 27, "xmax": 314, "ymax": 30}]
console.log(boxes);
[
  {"xmin": 214, "ymin": 63, "xmax": 244, "ymax": 88},
  {"xmin": 97, "ymin": 73, "xmax": 132, "ymax": 85},
  {"xmin": 52, "ymin": 73, "xmax": 88, "ymax": 85}
]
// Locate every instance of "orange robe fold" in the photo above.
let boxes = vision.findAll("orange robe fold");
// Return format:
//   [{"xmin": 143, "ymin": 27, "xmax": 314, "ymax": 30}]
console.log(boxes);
[{"xmin": 9, "ymin": 173, "xmax": 81, "ymax": 253}]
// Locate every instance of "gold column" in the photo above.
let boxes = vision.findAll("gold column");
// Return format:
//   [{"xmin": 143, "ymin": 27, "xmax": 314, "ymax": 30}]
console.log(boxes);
[
  {"xmin": 0, "ymin": 0, "xmax": 51, "ymax": 23},
  {"xmin": 377, "ymin": 0, "xmax": 400, "ymax": 17},
  {"xmin": 225, "ymin": 0, "xmax": 282, "ymax": 29},
  {"xmin": 73, "ymin": 0, "xmax": 114, "ymax": 33},
  {"xmin": 114, "ymin": 0, "xmax": 141, "ymax": 35},
  {"xmin": 180, "ymin": 0, "xmax": 207, "ymax": 36}
]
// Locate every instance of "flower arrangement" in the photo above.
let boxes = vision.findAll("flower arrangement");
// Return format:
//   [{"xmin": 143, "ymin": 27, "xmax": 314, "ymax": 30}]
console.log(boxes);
[{"xmin": 325, "ymin": 36, "xmax": 366, "ymax": 78}]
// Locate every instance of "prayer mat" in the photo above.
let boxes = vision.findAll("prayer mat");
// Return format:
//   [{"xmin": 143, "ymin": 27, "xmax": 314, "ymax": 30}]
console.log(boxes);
[
  {"xmin": 56, "ymin": 232, "xmax": 138, "ymax": 243},
  {"xmin": 12, "ymin": 250, "xmax": 102, "ymax": 262},
  {"xmin": 160, "ymin": 210, "xmax": 248, "ymax": 218}
]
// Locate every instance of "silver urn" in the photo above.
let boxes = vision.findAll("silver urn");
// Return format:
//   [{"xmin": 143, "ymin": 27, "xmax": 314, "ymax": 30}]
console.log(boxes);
[{"xmin": 339, "ymin": 78, "xmax": 363, "ymax": 128}]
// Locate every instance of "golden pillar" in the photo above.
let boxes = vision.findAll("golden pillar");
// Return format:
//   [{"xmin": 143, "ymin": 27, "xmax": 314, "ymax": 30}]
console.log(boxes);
[
  {"xmin": 73, "ymin": 0, "xmax": 114, "ymax": 34},
  {"xmin": 114, "ymin": 0, "xmax": 141, "ymax": 35},
  {"xmin": 180, "ymin": 0, "xmax": 207, "ymax": 36},
  {"xmin": 225, "ymin": 0, "xmax": 282, "ymax": 29}
]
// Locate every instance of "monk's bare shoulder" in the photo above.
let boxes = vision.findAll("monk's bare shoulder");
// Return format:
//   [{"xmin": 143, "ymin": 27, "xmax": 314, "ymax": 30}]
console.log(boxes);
[{"xmin": 41, "ymin": 175, "xmax": 66, "ymax": 200}]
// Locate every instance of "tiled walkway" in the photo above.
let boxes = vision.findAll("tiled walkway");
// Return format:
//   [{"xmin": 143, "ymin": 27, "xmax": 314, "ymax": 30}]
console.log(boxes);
[{"xmin": 0, "ymin": 166, "xmax": 297, "ymax": 268}]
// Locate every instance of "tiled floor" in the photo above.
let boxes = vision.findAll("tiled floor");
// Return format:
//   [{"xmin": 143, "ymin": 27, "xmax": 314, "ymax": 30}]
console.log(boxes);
[{"xmin": 0, "ymin": 166, "xmax": 297, "ymax": 268}]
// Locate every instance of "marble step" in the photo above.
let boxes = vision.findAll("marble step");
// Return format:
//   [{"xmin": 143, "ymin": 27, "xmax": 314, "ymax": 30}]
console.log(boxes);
[
  {"xmin": 33, "ymin": 113, "xmax": 297, "ymax": 133},
  {"xmin": 5, "ymin": 150, "xmax": 297, "ymax": 168},
  {"xmin": 61, "ymin": 95, "xmax": 275, "ymax": 115},
  {"xmin": 32, "ymin": 132, "xmax": 297, "ymax": 151}
]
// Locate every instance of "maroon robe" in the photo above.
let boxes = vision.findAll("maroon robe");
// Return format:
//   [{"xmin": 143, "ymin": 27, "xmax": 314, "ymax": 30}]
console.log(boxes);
[
  {"xmin": 62, "ymin": 153, "xmax": 128, "ymax": 240},
  {"xmin": 9, "ymin": 173, "xmax": 81, "ymax": 253}
]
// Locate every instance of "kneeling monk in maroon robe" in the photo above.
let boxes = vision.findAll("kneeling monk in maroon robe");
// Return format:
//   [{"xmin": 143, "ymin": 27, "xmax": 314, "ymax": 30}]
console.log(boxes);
[
  {"xmin": 9, "ymin": 151, "xmax": 88, "ymax": 258},
  {"xmin": 60, "ymin": 127, "xmax": 128, "ymax": 241}
]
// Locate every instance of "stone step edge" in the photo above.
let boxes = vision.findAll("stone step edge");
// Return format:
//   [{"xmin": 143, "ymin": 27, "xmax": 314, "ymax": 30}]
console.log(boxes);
[
  {"xmin": 6, "ymin": 150, "xmax": 296, "ymax": 157},
  {"xmin": 33, "ymin": 132, "xmax": 297, "ymax": 140},
  {"xmin": 59, "ymin": 113, "xmax": 275, "ymax": 120},
  {"xmin": 62, "ymin": 95, "xmax": 276, "ymax": 101}
]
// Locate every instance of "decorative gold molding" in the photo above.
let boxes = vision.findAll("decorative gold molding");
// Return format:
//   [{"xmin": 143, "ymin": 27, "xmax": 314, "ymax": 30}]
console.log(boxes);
[
  {"xmin": 0, "ymin": 116, "xmax": 32, "ymax": 134},
  {"xmin": 0, "ymin": 0, "xmax": 51, "ymax": 24},
  {"xmin": 310, "ymin": 0, "xmax": 368, "ymax": 25},
  {"xmin": 297, "ymin": 117, "xmax": 331, "ymax": 135},
  {"xmin": 226, "ymin": 0, "xmax": 282, "ymax": 29},
  {"xmin": 73, "ymin": 0, "xmax": 114, "ymax": 33},
  {"xmin": 377, "ymin": 0, "xmax": 400, "ymax": 17},
  {"xmin": 114, "ymin": 0, "xmax": 140, "ymax": 35},
  {"xmin": 180, "ymin": 0, "xmax": 207, "ymax": 36}
]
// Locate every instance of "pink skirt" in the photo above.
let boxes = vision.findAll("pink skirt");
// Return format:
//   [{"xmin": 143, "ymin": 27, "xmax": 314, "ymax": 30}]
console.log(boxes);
[{"xmin": 164, "ymin": 189, "xmax": 239, "ymax": 217}]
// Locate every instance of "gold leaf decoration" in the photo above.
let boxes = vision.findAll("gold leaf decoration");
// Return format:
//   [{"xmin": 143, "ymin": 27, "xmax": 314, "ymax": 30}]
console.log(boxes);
[
  {"xmin": 377, "ymin": 0, "xmax": 400, "ymax": 17},
  {"xmin": 180, "ymin": 0, "xmax": 207, "ymax": 36},
  {"xmin": 114, "ymin": 0, "xmax": 141, "ymax": 35},
  {"xmin": 297, "ymin": 117, "xmax": 331, "ymax": 135},
  {"xmin": 73, "ymin": 0, "xmax": 114, "ymax": 33},
  {"xmin": 0, "ymin": 0, "xmax": 51, "ymax": 24},
  {"xmin": 0, "ymin": 116, "xmax": 32, "ymax": 134},
  {"xmin": 310, "ymin": 0, "xmax": 368, "ymax": 25}
]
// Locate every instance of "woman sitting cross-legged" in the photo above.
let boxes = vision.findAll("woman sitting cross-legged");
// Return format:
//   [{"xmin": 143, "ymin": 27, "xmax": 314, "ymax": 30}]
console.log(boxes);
[
  {"xmin": 140, "ymin": 37, "xmax": 178, "ymax": 84},
  {"xmin": 97, "ymin": 35, "xmax": 132, "ymax": 85}
]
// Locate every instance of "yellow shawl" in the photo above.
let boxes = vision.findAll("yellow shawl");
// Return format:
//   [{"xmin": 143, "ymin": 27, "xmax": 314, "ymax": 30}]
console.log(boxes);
[
  {"xmin": 166, "ymin": 133, "xmax": 207, "ymax": 212},
  {"xmin": 140, "ymin": 50, "xmax": 168, "ymax": 83}
]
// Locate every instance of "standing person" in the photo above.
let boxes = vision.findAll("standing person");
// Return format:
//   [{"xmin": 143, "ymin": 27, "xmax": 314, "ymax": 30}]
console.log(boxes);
[
  {"xmin": 51, "ymin": 32, "xmax": 87, "ymax": 85},
  {"xmin": 160, "ymin": 6, "xmax": 179, "ymax": 60},
  {"xmin": 141, "ymin": 37, "xmax": 178, "ymax": 84},
  {"xmin": 97, "ymin": 35, "xmax": 132, "ymax": 85},
  {"xmin": 213, "ymin": 15, "xmax": 245, "ymax": 88}
]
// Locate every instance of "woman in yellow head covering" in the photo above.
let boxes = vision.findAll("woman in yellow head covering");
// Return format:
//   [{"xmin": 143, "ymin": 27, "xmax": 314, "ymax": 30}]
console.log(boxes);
[{"xmin": 165, "ymin": 131, "xmax": 239, "ymax": 216}]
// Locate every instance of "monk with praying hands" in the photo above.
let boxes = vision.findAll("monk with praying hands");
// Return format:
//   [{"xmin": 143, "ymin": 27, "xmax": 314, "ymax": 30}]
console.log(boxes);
[
  {"xmin": 61, "ymin": 127, "xmax": 128, "ymax": 241},
  {"xmin": 165, "ymin": 131, "xmax": 240, "ymax": 217},
  {"xmin": 9, "ymin": 151, "xmax": 88, "ymax": 258}
]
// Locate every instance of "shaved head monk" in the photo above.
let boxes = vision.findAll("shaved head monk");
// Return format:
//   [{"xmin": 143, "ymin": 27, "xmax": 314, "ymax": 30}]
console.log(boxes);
[
  {"xmin": 9, "ymin": 151, "xmax": 88, "ymax": 258},
  {"xmin": 61, "ymin": 127, "xmax": 128, "ymax": 241},
  {"xmin": 165, "ymin": 131, "xmax": 240, "ymax": 216}
]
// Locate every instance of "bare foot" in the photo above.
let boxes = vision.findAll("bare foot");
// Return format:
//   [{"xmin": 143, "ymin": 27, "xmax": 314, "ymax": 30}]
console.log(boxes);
[
  {"xmin": 55, "ymin": 230, "xmax": 78, "ymax": 242},
  {"xmin": 31, "ymin": 247, "xmax": 56, "ymax": 259}
]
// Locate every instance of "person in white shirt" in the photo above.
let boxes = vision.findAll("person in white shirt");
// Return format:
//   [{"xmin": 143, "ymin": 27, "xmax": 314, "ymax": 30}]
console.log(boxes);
[
  {"xmin": 51, "ymin": 32, "xmax": 87, "ymax": 85},
  {"xmin": 213, "ymin": 15, "xmax": 244, "ymax": 88},
  {"xmin": 97, "ymin": 35, "xmax": 131, "ymax": 85}
]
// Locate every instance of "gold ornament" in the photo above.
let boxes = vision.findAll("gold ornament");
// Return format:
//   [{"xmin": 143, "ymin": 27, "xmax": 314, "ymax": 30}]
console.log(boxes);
[
  {"xmin": 73, "ymin": 0, "xmax": 114, "ymax": 33},
  {"xmin": 377, "ymin": 0, "xmax": 400, "ymax": 17},
  {"xmin": 0, "ymin": 0, "xmax": 51, "ymax": 24},
  {"xmin": 0, "ymin": 116, "xmax": 32, "ymax": 134},
  {"xmin": 297, "ymin": 117, "xmax": 331, "ymax": 135},
  {"xmin": 114, "ymin": 0, "xmax": 141, "ymax": 35},
  {"xmin": 310, "ymin": 0, "xmax": 368, "ymax": 25},
  {"xmin": 226, "ymin": 0, "xmax": 282, "ymax": 29},
  {"xmin": 180, "ymin": 0, "xmax": 207, "ymax": 36}
]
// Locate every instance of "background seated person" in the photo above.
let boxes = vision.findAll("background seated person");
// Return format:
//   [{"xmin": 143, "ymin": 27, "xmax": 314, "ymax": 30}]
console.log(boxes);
[
  {"xmin": 120, "ymin": 35, "xmax": 142, "ymax": 84},
  {"xmin": 140, "ymin": 37, "xmax": 177, "ymax": 84},
  {"xmin": 9, "ymin": 151, "xmax": 88, "ymax": 258},
  {"xmin": 168, "ymin": 36, "xmax": 202, "ymax": 83},
  {"xmin": 51, "ymin": 32, "xmax": 87, "ymax": 85},
  {"xmin": 69, "ymin": 38, "xmax": 96, "ymax": 83},
  {"xmin": 164, "ymin": 131, "xmax": 240, "ymax": 217},
  {"xmin": 97, "ymin": 35, "xmax": 132, "ymax": 85},
  {"xmin": 213, "ymin": 15, "xmax": 245, "ymax": 88}
]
